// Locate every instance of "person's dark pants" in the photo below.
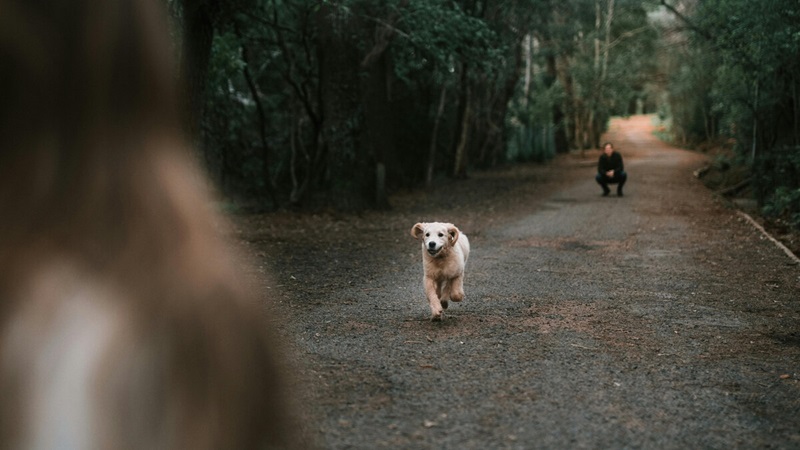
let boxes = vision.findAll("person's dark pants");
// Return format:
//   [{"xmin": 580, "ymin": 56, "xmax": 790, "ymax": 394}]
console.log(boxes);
[{"xmin": 596, "ymin": 171, "xmax": 627, "ymax": 195}]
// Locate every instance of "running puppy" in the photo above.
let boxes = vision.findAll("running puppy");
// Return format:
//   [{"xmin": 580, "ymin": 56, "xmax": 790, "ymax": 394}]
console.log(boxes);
[{"xmin": 411, "ymin": 222, "xmax": 470, "ymax": 321}]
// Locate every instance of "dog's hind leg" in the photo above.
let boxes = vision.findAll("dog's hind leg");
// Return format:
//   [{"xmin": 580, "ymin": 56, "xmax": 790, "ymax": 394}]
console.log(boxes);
[{"xmin": 425, "ymin": 277, "xmax": 444, "ymax": 321}]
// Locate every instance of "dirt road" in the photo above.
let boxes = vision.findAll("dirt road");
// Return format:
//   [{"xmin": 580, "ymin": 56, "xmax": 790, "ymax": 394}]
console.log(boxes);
[{"xmin": 239, "ymin": 115, "xmax": 800, "ymax": 449}]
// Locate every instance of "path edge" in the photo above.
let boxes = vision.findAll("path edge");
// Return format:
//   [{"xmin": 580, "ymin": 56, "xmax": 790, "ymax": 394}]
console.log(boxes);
[{"xmin": 736, "ymin": 210, "xmax": 800, "ymax": 266}]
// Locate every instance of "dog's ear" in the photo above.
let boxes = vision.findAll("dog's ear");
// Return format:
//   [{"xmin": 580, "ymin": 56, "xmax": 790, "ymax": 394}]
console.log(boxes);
[
  {"xmin": 447, "ymin": 225, "xmax": 460, "ymax": 244},
  {"xmin": 411, "ymin": 223, "xmax": 425, "ymax": 239}
]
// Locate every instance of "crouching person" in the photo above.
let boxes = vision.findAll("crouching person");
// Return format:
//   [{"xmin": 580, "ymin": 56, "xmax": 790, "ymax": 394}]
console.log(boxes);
[{"xmin": 596, "ymin": 142, "xmax": 628, "ymax": 197}]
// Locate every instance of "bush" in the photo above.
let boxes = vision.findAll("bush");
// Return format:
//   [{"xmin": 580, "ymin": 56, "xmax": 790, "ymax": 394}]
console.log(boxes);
[{"xmin": 757, "ymin": 146, "xmax": 800, "ymax": 229}]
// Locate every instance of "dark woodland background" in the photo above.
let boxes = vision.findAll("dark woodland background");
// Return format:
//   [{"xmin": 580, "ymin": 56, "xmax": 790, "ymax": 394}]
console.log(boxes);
[{"xmin": 172, "ymin": 0, "xmax": 800, "ymax": 227}]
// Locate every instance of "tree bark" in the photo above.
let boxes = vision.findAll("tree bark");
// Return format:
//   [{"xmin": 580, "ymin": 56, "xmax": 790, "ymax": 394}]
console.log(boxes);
[
  {"xmin": 793, "ymin": 75, "xmax": 799, "ymax": 146},
  {"xmin": 316, "ymin": 4, "xmax": 372, "ymax": 210},
  {"xmin": 426, "ymin": 84, "xmax": 448, "ymax": 186},
  {"xmin": 289, "ymin": 111, "xmax": 308, "ymax": 205},
  {"xmin": 543, "ymin": 36, "xmax": 569, "ymax": 153},
  {"xmin": 594, "ymin": 0, "xmax": 601, "ymax": 75},
  {"xmin": 602, "ymin": 0, "xmax": 615, "ymax": 80},
  {"xmin": 361, "ymin": 52, "xmax": 393, "ymax": 209},
  {"xmin": 179, "ymin": 0, "xmax": 216, "ymax": 147},
  {"xmin": 453, "ymin": 79, "xmax": 472, "ymax": 179},
  {"xmin": 556, "ymin": 53, "xmax": 576, "ymax": 151},
  {"xmin": 238, "ymin": 31, "xmax": 279, "ymax": 209}
]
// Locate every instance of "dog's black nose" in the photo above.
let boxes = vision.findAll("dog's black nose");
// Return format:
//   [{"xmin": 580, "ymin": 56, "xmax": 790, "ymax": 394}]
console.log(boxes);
[{"xmin": 428, "ymin": 242, "xmax": 436, "ymax": 249}]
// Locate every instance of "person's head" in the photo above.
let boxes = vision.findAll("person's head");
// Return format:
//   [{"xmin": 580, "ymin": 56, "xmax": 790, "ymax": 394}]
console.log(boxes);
[
  {"xmin": 603, "ymin": 142, "xmax": 614, "ymax": 156},
  {"xmin": 0, "ymin": 0, "xmax": 183, "ymax": 260},
  {"xmin": 0, "ymin": 1, "xmax": 297, "ymax": 448}
]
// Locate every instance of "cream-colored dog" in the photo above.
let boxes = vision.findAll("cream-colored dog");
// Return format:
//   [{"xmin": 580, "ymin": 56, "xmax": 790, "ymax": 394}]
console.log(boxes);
[{"xmin": 411, "ymin": 222, "xmax": 470, "ymax": 321}]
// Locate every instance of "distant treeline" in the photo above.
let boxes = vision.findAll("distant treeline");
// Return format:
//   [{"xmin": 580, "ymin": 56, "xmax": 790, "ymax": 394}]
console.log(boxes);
[
  {"xmin": 172, "ymin": 0, "xmax": 800, "ymax": 224},
  {"xmin": 657, "ymin": 0, "xmax": 800, "ymax": 228}
]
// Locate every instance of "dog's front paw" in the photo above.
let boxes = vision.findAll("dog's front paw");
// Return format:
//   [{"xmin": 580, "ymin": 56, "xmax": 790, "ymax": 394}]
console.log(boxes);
[
  {"xmin": 451, "ymin": 291, "xmax": 465, "ymax": 302},
  {"xmin": 430, "ymin": 309, "xmax": 444, "ymax": 321}
]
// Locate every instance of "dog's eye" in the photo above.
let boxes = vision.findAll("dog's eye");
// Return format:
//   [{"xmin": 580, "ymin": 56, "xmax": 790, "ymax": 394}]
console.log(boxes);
[
  {"xmin": 438, "ymin": 233, "xmax": 444, "ymax": 237},
  {"xmin": 425, "ymin": 233, "xmax": 430, "ymax": 237}
]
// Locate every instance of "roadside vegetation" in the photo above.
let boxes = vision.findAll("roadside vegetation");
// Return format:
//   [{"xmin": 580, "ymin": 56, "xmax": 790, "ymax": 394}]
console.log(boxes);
[
  {"xmin": 652, "ymin": 0, "xmax": 800, "ymax": 250},
  {"xmin": 169, "ymin": 0, "xmax": 800, "ymax": 236}
]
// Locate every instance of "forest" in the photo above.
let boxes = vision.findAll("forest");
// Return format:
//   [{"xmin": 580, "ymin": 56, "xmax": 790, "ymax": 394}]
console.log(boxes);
[{"xmin": 171, "ymin": 0, "xmax": 800, "ymax": 227}]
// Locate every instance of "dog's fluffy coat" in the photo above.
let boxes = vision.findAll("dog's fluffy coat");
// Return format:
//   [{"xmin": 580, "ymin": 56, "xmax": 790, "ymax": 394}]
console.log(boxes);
[{"xmin": 411, "ymin": 222, "xmax": 470, "ymax": 320}]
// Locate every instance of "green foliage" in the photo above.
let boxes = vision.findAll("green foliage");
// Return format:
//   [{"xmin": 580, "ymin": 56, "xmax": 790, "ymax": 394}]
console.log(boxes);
[
  {"xmin": 192, "ymin": 0, "xmax": 526, "ymax": 207},
  {"xmin": 199, "ymin": 1, "xmax": 322, "ymax": 204},
  {"xmin": 687, "ymin": 0, "xmax": 800, "ymax": 148},
  {"xmin": 661, "ymin": 0, "xmax": 800, "ymax": 227},
  {"xmin": 201, "ymin": 29, "xmax": 273, "ymax": 197},
  {"xmin": 662, "ymin": 43, "xmax": 720, "ymax": 145},
  {"xmin": 756, "ymin": 145, "xmax": 800, "ymax": 213},
  {"xmin": 168, "ymin": 0, "xmax": 800, "ymax": 218},
  {"xmin": 387, "ymin": 0, "xmax": 505, "ymax": 85},
  {"xmin": 763, "ymin": 187, "xmax": 800, "ymax": 228},
  {"xmin": 506, "ymin": 73, "xmax": 563, "ymax": 162},
  {"xmin": 540, "ymin": 0, "xmax": 660, "ymax": 149}
]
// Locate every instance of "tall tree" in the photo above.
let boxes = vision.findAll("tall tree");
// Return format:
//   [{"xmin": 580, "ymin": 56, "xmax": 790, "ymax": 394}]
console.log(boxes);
[
  {"xmin": 179, "ymin": 0, "xmax": 217, "ymax": 143},
  {"xmin": 189, "ymin": 0, "xmax": 660, "ymax": 211},
  {"xmin": 661, "ymin": 0, "xmax": 800, "ymax": 225}
]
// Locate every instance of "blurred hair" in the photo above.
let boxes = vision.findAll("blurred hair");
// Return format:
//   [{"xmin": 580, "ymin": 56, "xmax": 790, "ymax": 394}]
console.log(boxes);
[{"xmin": 0, "ymin": 0, "xmax": 297, "ymax": 448}]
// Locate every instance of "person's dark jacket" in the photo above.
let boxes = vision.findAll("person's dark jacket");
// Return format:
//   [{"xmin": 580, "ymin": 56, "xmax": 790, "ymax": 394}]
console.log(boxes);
[{"xmin": 598, "ymin": 151, "xmax": 624, "ymax": 175}]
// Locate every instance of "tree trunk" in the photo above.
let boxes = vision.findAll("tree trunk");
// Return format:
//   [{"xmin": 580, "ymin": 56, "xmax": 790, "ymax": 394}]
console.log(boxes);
[
  {"xmin": 557, "ymin": 54, "xmax": 576, "ymax": 151},
  {"xmin": 426, "ymin": 84, "xmax": 448, "ymax": 186},
  {"xmin": 585, "ymin": 109, "xmax": 595, "ymax": 157},
  {"xmin": 361, "ymin": 51, "xmax": 393, "ymax": 209},
  {"xmin": 751, "ymin": 80, "xmax": 759, "ymax": 164},
  {"xmin": 522, "ymin": 34, "xmax": 532, "ymax": 108},
  {"xmin": 793, "ymin": 75, "xmax": 799, "ymax": 146},
  {"xmin": 545, "ymin": 49, "xmax": 569, "ymax": 153},
  {"xmin": 179, "ymin": 0, "xmax": 215, "ymax": 147},
  {"xmin": 594, "ymin": 0, "xmax": 601, "ymax": 75},
  {"xmin": 488, "ymin": 36, "xmax": 526, "ymax": 165},
  {"xmin": 316, "ymin": 4, "xmax": 372, "ymax": 210},
  {"xmin": 289, "ymin": 111, "xmax": 308, "ymax": 205},
  {"xmin": 453, "ymin": 80, "xmax": 472, "ymax": 179},
  {"xmin": 573, "ymin": 97, "xmax": 584, "ymax": 150},
  {"xmin": 238, "ymin": 34, "xmax": 279, "ymax": 210},
  {"xmin": 602, "ymin": 0, "xmax": 615, "ymax": 80}
]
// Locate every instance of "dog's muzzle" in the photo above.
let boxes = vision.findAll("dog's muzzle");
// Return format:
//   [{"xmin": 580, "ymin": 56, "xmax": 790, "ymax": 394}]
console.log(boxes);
[{"xmin": 427, "ymin": 242, "xmax": 441, "ymax": 256}]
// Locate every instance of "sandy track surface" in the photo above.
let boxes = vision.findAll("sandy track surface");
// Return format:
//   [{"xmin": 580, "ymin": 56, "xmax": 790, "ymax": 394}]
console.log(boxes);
[{"xmin": 238, "ymin": 115, "xmax": 800, "ymax": 449}]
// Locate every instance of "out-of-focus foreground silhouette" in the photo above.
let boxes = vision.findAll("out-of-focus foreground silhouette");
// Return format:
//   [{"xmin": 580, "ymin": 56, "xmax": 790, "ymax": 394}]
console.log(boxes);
[{"xmin": 0, "ymin": 0, "xmax": 296, "ymax": 448}]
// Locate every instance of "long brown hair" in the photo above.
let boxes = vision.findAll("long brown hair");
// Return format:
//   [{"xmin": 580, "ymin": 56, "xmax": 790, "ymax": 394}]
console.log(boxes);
[{"xmin": 0, "ymin": 0, "xmax": 297, "ymax": 448}]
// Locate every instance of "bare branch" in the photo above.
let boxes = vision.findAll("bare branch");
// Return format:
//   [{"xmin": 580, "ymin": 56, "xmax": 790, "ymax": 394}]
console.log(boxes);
[
  {"xmin": 360, "ymin": 0, "xmax": 411, "ymax": 68},
  {"xmin": 659, "ymin": 0, "xmax": 712, "ymax": 41},
  {"xmin": 607, "ymin": 25, "xmax": 650, "ymax": 51}
]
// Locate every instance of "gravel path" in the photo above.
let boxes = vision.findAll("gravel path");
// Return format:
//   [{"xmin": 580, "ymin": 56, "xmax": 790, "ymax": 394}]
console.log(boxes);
[{"xmin": 238, "ymin": 115, "xmax": 800, "ymax": 449}]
